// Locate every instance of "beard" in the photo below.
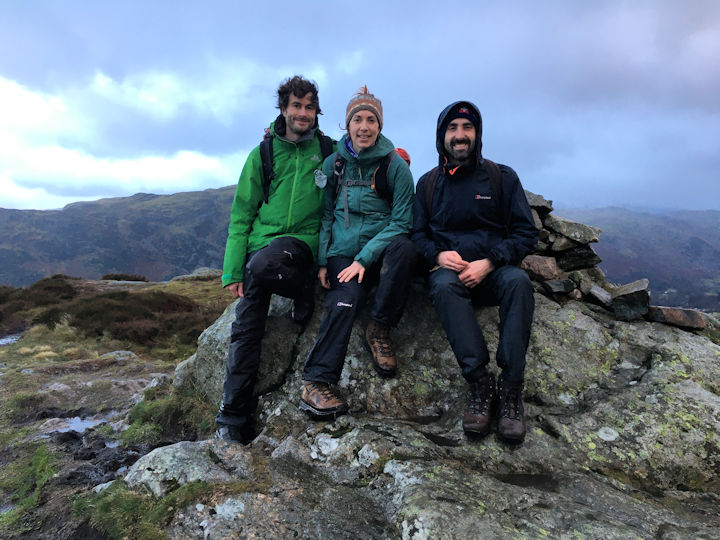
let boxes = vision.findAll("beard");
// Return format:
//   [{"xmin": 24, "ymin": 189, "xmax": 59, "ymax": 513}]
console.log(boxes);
[
  {"xmin": 286, "ymin": 114, "xmax": 314, "ymax": 137},
  {"xmin": 445, "ymin": 137, "xmax": 476, "ymax": 162}
]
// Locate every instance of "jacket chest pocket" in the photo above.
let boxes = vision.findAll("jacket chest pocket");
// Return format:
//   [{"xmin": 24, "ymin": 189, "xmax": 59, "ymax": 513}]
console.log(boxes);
[{"xmin": 441, "ymin": 189, "xmax": 496, "ymax": 229}]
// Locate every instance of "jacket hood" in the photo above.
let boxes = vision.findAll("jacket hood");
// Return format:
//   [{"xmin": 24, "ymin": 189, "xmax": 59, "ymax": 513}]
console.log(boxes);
[
  {"xmin": 435, "ymin": 100, "xmax": 483, "ymax": 165},
  {"xmin": 338, "ymin": 133, "xmax": 395, "ymax": 165}
]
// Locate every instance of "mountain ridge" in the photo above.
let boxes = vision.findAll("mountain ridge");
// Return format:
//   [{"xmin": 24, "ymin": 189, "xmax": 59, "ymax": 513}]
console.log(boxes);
[{"xmin": 2, "ymin": 189, "xmax": 719, "ymax": 310}]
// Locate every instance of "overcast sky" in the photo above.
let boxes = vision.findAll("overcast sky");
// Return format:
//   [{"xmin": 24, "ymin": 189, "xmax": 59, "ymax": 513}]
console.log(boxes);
[{"xmin": 1, "ymin": 1, "xmax": 718, "ymax": 211}]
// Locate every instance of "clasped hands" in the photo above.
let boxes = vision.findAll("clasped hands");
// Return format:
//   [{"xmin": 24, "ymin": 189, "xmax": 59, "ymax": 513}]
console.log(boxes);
[{"xmin": 436, "ymin": 250, "xmax": 494, "ymax": 288}]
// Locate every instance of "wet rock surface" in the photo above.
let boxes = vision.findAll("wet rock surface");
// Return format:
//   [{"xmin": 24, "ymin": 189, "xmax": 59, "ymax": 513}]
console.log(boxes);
[{"xmin": 157, "ymin": 287, "xmax": 720, "ymax": 538}]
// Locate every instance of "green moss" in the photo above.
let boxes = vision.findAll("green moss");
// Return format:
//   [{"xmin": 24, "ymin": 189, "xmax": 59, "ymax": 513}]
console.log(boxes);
[
  {"xmin": 0, "ymin": 371, "xmax": 35, "ymax": 393},
  {"xmin": 122, "ymin": 387, "xmax": 215, "ymax": 444},
  {"xmin": 120, "ymin": 422, "xmax": 163, "ymax": 445},
  {"xmin": 265, "ymin": 420, "xmax": 291, "ymax": 440},
  {"xmin": 413, "ymin": 381, "xmax": 429, "ymax": 396},
  {"xmin": 321, "ymin": 424, "xmax": 354, "ymax": 438},
  {"xmin": 0, "ymin": 427, "xmax": 30, "ymax": 447},
  {"xmin": 0, "ymin": 444, "xmax": 57, "ymax": 533},
  {"xmin": 2, "ymin": 391, "xmax": 46, "ymax": 422},
  {"xmin": 74, "ymin": 480, "xmax": 213, "ymax": 540}
]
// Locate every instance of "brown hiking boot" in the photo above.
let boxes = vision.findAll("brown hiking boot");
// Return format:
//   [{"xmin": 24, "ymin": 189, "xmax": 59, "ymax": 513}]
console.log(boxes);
[
  {"xmin": 497, "ymin": 377, "xmax": 526, "ymax": 443},
  {"xmin": 463, "ymin": 374, "xmax": 496, "ymax": 438},
  {"xmin": 299, "ymin": 381, "xmax": 348, "ymax": 419},
  {"xmin": 364, "ymin": 320, "xmax": 397, "ymax": 377}
]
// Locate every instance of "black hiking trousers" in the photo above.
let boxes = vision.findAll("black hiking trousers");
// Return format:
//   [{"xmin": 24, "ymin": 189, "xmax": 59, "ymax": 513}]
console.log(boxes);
[
  {"xmin": 428, "ymin": 265, "xmax": 534, "ymax": 384},
  {"xmin": 303, "ymin": 237, "xmax": 415, "ymax": 384},
  {"xmin": 216, "ymin": 237, "xmax": 314, "ymax": 428}
]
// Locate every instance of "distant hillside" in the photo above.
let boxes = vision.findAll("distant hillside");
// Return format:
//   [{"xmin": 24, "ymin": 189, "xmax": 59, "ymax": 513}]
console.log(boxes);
[
  {"xmin": 0, "ymin": 186, "xmax": 235, "ymax": 287},
  {"xmin": 558, "ymin": 207, "xmax": 720, "ymax": 311},
  {"xmin": 3, "ymin": 192, "xmax": 719, "ymax": 311}
]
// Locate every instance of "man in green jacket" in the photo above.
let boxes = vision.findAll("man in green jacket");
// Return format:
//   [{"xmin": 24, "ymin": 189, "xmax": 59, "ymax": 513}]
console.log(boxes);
[{"xmin": 216, "ymin": 75, "xmax": 333, "ymax": 443}]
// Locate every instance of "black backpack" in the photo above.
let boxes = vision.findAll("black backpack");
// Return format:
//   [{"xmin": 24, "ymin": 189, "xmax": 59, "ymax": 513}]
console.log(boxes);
[{"xmin": 258, "ymin": 131, "xmax": 335, "ymax": 204}]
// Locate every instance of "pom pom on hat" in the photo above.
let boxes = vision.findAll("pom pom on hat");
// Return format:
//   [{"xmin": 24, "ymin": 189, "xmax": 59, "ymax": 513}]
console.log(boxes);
[{"xmin": 345, "ymin": 86, "xmax": 383, "ymax": 130}]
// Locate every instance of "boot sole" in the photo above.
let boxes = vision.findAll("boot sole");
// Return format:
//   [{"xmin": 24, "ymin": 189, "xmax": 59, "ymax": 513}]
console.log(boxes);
[
  {"xmin": 362, "ymin": 336, "xmax": 397, "ymax": 378},
  {"xmin": 463, "ymin": 426, "xmax": 492, "ymax": 439},
  {"xmin": 496, "ymin": 432, "xmax": 525, "ymax": 445},
  {"xmin": 299, "ymin": 399, "xmax": 348, "ymax": 420}
]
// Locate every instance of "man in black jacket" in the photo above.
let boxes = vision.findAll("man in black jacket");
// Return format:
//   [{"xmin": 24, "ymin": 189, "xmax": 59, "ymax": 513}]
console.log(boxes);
[{"xmin": 411, "ymin": 101, "xmax": 537, "ymax": 443}]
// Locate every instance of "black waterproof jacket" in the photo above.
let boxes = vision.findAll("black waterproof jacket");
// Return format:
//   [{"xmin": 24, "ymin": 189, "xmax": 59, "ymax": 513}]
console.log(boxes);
[{"xmin": 411, "ymin": 101, "xmax": 537, "ymax": 269}]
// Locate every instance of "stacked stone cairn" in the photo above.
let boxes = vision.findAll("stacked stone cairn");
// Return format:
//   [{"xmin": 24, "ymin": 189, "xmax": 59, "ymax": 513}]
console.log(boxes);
[{"xmin": 521, "ymin": 191, "xmax": 707, "ymax": 330}]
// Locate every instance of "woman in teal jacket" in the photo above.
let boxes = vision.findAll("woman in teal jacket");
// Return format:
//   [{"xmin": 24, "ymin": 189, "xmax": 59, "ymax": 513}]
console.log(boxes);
[{"xmin": 300, "ymin": 87, "xmax": 415, "ymax": 419}]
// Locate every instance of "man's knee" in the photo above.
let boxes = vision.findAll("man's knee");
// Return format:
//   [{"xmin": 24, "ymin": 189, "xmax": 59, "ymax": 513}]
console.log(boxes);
[
  {"xmin": 501, "ymin": 267, "xmax": 533, "ymax": 294},
  {"xmin": 246, "ymin": 238, "xmax": 312, "ymax": 296},
  {"xmin": 428, "ymin": 269, "xmax": 466, "ymax": 299}
]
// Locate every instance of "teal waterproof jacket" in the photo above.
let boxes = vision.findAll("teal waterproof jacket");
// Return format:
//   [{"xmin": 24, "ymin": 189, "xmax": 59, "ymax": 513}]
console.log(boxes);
[
  {"xmin": 221, "ymin": 118, "xmax": 331, "ymax": 286},
  {"xmin": 318, "ymin": 134, "xmax": 414, "ymax": 269}
]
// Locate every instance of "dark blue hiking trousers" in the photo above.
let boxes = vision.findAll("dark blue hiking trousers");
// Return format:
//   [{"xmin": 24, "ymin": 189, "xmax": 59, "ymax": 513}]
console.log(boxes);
[
  {"xmin": 303, "ymin": 237, "xmax": 415, "ymax": 384},
  {"xmin": 428, "ymin": 265, "xmax": 534, "ymax": 384}
]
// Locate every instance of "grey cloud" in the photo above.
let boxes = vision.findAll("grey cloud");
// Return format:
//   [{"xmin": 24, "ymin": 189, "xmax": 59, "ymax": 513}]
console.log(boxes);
[{"xmin": 1, "ymin": 1, "xmax": 718, "ymax": 210}]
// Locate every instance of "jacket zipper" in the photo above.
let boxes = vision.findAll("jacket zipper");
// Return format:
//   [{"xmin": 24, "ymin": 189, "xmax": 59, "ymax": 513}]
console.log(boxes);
[{"xmin": 286, "ymin": 144, "xmax": 299, "ymax": 230}]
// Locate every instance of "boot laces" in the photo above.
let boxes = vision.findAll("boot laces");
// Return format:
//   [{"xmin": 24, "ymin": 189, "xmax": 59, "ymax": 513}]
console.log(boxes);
[
  {"xmin": 311, "ymin": 382, "xmax": 340, "ymax": 403},
  {"xmin": 369, "ymin": 326, "xmax": 393, "ymax": 356},
  {"xmin": 469, "ymin": 383, "xmax": 490, "ymax": 415},
  {"xmin": 501, "ymin": 386, "xmax": 522, "ymax": 420},
  {"xmin": 374, "ymin": 339, "xmax": 393, "ymax": 356}
]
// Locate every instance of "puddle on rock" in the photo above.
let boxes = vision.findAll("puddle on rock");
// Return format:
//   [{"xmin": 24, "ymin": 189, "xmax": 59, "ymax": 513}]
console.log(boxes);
[
  {"xmin": 38, "ymin": 415, "xmax": 108, "ymax": 435},
  {"xmin": 1, "ymin": 502, "xmax": 17, "ymax": 516},
  {"xmin": 0, "ymin": 334, "xmax": 22, "ymax": 346}
]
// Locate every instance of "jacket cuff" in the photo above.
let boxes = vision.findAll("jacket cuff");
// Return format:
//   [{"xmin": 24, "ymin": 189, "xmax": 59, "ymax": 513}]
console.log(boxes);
[
  {"xmin": 222, "ymin": 272, "xmax": 244, "ymax": 288},
  {"xmin": 488, "ymin": 249, "xmax": 506, "ymax": 269},
  {"xmin": 355, "ymin": 254, "xmax": 372, "ymax": 269},
  {"xmin": 425, "ymin": 248, "xmax": 439, "ymax": 268}
]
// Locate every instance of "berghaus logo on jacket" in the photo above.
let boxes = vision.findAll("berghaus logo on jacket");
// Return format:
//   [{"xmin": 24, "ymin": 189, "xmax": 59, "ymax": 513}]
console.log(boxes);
[{"xmin": 475, "ymin": 194, "xmax": 492, "ymax": 200}]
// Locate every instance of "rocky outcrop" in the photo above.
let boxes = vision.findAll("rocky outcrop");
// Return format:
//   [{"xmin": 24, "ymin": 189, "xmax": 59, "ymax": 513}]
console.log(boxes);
[
  {"xmin": 129, "ymin": 283, "xmax": 720, "ymax": 538},
  {"xmin": 525, "ymin": 191, "xmax": 713, "ymax": 327},
  {"xmin": 117, "ymin": 195, "xmax": 720, "ymax": 538}
]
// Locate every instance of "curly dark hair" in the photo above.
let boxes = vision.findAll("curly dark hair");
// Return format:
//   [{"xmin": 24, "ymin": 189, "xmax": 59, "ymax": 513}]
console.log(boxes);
[{"xmin": 276, "ymin": 75, "xmax": 322, "ymax": 115}]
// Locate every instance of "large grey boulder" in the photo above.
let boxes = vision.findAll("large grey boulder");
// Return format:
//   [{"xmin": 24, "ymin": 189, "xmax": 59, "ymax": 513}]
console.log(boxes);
[
  {"xmin": 124, "ymin": 439, "xmax": 253, "ymax": 497},
  {"xmin": 149, "ymin": 287, "xmax": 720, "ymax": 538},
  {"xmin": 174, "ymin": 295, "xmax": 297, "ymax": 403},
  {"xmin": 544, "ymin": 214, "xmax": 601, "ymax": 244}
]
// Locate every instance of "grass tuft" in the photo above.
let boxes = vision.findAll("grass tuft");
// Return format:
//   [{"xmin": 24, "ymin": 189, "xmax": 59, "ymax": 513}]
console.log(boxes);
[
  {"xmin": 74, "ymin": 480, "xmax": 212, "ymax": 539},
  {"xmin": 0, "ymin": 444, "xmax": 57, "ymax": 533},
  {"xmin": 120, "ymin": 386, "xmax": 216, "ymax": 445}
]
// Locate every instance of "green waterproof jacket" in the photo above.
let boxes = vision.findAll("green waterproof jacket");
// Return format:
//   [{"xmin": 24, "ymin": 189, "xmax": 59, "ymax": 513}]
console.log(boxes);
[
  {"xmin": 221, "ymin": 118, "xmax": 331, "ymax": 286},
  {"xmin": 318, "ymin": 134, "xmax": 414, "ymax": 268}
]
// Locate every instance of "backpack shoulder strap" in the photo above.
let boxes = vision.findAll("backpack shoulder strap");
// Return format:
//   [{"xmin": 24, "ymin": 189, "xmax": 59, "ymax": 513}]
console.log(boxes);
[
  {"xmin": 259, "ymin": 130, "xmax": 335, "ymax": 206},
  {"xmin": 318, "ymin": 132, "xmax": 335, "ymax": 160},
  {"xmin": 423, "ymin": 166, "xmax": 441, "ymax": 214},
  {"xmin": 483, "ymin": 158, "xmax": 503, "ymax": 207},
  {"xmin": 482, "ymin": 158, "xmax": 509, "ymax": 235},
  {"xmin": 259, "ymin": 131, "xmax": 274, "ymax": 204},
  {"xmin": 332, "ymin": 155, "xmax": 346, "ymax": 204},
  {"xmin": 371, "ymin": 152, "xmax": 396, "ymax": 205}
]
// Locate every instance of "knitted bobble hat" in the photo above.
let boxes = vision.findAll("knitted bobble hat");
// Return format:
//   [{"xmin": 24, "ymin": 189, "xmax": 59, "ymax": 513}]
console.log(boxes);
[{"xmin": 345, "ymin": 86, "xmax": 383, "ymax": 130}]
